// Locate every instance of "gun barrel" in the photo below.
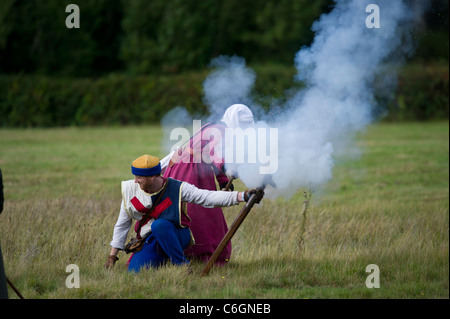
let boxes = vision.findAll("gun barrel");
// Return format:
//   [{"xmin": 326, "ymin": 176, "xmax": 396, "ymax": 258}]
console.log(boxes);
[{"xmin": 201, "ymin": 186, "xmax": 266, "ymax": 276}]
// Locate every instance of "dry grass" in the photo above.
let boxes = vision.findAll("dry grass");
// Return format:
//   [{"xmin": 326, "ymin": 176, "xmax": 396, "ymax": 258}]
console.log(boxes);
[{"xmin": 0, "ymin": 122, "xmax": 448, "ymax": 299}]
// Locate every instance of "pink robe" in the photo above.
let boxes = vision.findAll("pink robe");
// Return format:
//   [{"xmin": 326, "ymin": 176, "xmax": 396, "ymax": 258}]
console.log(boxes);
[{"xmin": 163, "ymin": 123, "xmax": 231, "ymax": 264}]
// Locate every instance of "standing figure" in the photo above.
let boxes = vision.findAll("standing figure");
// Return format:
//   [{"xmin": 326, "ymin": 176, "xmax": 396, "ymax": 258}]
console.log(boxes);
[
  {"xmin": 0, "ymin": 169, "xmax": 8, "ymax": 299},
  {"xmin": 162, "ymin": 104, "xmax": 255, "ymax": 265}
]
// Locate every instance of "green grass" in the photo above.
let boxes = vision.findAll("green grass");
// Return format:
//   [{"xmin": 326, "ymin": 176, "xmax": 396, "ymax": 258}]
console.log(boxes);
[{"xmin": 0, "ymin": 122, "xmax": 448, "ymax": 299}]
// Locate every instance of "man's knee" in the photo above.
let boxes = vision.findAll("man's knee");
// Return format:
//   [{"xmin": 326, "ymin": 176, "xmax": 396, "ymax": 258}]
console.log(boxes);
[{"xmin": 151, "ymin": 219, "xmax": 172, "ymax": 235}]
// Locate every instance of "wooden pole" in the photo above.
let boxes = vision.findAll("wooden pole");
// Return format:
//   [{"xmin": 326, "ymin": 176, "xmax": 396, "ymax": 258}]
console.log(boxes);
[
  {"xmin": 201, "ymin": 186, "xmax": 265, "ymax": 276},
  {"xmin": 6, "ymin": 276, "xmax": 24, "ymax": 299},
  {"xmin": 223, "ymin": 176, "xmax": 235, "ymax": 191}
]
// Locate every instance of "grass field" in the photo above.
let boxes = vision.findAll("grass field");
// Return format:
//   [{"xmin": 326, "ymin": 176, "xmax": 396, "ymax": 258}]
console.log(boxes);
[{"xmin": 0, "ymin": 121, "xmax": 448, "ymax": 299}]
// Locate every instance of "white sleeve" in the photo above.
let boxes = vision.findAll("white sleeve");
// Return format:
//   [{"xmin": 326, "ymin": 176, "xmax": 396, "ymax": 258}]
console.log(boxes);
[
  {"xmin": 181, "ymin": 182, "xmax": 240, "ymax": 208},
  {"xmin": 160, "ymin": 150, "xmax": 175, "ymax": 170},
  {"xmin": 109, "ymin": 201, "xmax": 133, "ymax": 250}
]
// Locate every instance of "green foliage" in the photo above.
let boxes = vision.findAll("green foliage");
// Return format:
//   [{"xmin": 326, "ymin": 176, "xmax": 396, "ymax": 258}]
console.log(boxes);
[
  {"xmin": 119, "ymin": 0, "xmax": 332, "ymax": 74},
  {"xmin": 0, "ymin": 1, "xmax": 447, "ymax": 126},
  {"xmin": 0, "ymin": 0, "xmax": 123, "ymax": 76},
  {"xmin": 383, "ymin": 63, "xmax": 449, "ymax": 121},
  {"xmin": 0, "ymin": 70, "xmax": 223, "ymax": 127},
  {"xmin": 1, "ymin": 0, "xmax": 448, "ymax": 76},
  {"xmin": 0, "ymin": 63, "xmax": 447, "ymax": 127}
]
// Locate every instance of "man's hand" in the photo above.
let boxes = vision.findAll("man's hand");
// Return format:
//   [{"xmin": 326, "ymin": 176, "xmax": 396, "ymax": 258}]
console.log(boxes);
[
  {"xmin": 104, "ymin": 255, "xmax": 119, "ymax": 269},
  {"xmin": 244, "ymin": 189, "xmax": 264, "ymax": 204}
]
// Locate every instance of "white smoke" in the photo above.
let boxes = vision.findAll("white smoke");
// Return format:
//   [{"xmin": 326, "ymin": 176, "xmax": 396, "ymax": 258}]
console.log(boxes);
[
  {"xmin": 160, "ymin": 106, "xmax": 193, "ymax": 154},
  {"xmin": 267, "ymin": 0, "xmax": 417, "ymax": 197},
  {"xmin": 201, "ymin": 0, "xmax": 422, "ymax": 198},
  {"xmin": 202, "ymin": 55, "xmax": 260, "ymax": 122},
  {"xmin": 162, "ymin": 0, "xmax": 425, "ymax": 199},
  {"xmin": 160, "ymin": 55, "xmax": 259, "ymax": 156}
]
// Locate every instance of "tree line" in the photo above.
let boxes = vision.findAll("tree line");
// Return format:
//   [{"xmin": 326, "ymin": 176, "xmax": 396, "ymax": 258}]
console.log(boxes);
[
  {"xmin": 0, "ymin": 0, "xmax": 448, "ymax": 126},
  {"xmin": 0, "ymin": 0, "xmax": 447, "ymax": 77}
]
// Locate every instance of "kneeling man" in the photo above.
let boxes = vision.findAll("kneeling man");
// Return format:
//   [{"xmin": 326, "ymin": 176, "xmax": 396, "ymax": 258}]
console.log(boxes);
[{"xmin": 105, "ymin": 154, "xmax": 257, "ymax": 272}]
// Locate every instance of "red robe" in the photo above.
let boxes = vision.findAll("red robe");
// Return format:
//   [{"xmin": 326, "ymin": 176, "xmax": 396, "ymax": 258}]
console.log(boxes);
[{"xmin": 163, "ymin": 123, "xmax": 231, "ymax": 264}]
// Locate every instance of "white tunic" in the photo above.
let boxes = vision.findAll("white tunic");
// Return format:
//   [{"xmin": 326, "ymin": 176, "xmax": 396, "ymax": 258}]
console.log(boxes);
[{"xmin": 110, "ymin": 180, "xmax": 241, "ymax": 250}]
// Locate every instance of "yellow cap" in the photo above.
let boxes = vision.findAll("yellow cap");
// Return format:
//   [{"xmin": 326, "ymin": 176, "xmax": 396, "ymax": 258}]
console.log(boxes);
[{"xmin": 131, "ymin": 155, "xmax": 161, "ymax": 176}]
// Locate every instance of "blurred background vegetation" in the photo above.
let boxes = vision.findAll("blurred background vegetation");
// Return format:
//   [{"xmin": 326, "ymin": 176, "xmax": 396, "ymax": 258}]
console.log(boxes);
[{"xmin": 0, "ymin": 0, "xmax": 448, "ymax": 127}]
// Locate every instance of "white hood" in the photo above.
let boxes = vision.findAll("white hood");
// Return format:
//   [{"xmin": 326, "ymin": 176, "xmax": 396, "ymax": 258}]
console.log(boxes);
[{"xmin": 220, "ymin": 104, "xmax": 255, "ymax": 129}]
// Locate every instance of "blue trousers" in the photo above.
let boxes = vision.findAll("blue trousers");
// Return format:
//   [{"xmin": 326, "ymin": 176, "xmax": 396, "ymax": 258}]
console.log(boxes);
[{"xmin": 128, "ymin": 219, "xmax": 191, "ymax": 273}]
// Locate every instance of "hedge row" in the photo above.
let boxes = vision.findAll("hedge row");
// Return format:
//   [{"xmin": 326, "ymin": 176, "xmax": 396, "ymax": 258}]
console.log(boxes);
[
  {"xmin": 388, "ymin": 63, "xmax": 449, "ymax": 121},
  {"xmin": 0, "ymin": 72, "xmax": 210, "ymax": 127},
  {"xmin": 0, "ymin": 63, "xmax": 448, "ymax": 127}
]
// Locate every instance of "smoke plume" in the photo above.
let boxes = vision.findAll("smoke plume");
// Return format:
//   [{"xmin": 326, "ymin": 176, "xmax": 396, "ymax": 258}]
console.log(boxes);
[
  {"xmin": 203, "ymin": 0, "xmax": 422, "ymax": 198},
  {"xmin": 202, "ymin": 55, "xmax": 260, "ymax": 122},
  {"xmin": 265, "ymin": 0, "xmax": 417, "ymax": 197},
  {"xmin": 162, "ymin": 0, "xmax": 425, "ymax": 199}
]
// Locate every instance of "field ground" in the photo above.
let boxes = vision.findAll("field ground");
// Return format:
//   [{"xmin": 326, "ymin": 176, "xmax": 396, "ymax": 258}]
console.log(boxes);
[{"xmin": 0, "ymin": 121, "xmax": 448, "ymax": 299}]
